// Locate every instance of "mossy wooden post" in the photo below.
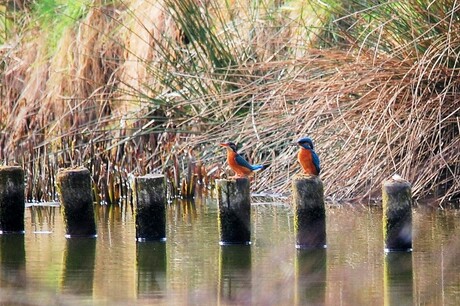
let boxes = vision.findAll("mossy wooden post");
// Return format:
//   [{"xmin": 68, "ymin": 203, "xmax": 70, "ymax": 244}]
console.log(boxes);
[
  {"xmin": 216, "ymin": 178, "xmax": 251, "ymax": 245},
  {"xmin": 292, "ymin": 174, "xmax": 326, "ymax": 249},
  {"xmin": 56, "ymin": 168, "xmax": 97, "ymax": 238},
  {"xmin": 132, "ymin": 174, "xmax": 166, "ymax": 241},
  {"xmin": 0, "ymin": 166, "xmax": 25, "ymax": 234},
  {"xmin": 382, "ymin": 177, "xmax": 412, "ymax": 252}
]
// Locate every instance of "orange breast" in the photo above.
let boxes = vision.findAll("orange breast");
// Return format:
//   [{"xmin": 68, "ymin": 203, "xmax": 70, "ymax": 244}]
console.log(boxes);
[
  {"xmin": 227, "ymin": 151, "xmax": 252, "ymax": 177},
  {"xmin": 298, "ymin": 149, "xmax": 318, "ymax": 175}
]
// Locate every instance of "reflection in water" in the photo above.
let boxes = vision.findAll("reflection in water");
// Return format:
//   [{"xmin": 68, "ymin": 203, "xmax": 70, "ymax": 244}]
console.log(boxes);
[
  {"xmin": 218, "ymin": 245, "xmax": 251, "ymax": 305},
  {"xmin": 29, "ymin": 206, "xmax": 57, "ymax": 233},
  {"xmin": 137, "ymin": 241, "xmax": 167, "ymax": 300},
  {"xmin": 412, "ymin": 207, "xmax": 460, "ymax": 304},
  {"xmin": 167, "ymin": 197, "xmax": 220, "ymax": 304},
  {"xmin": 0, "ymin": 202, "xmax": 458, "ymax": 304},
  {"xmin": 384, "ymin": 252, "xmax": 413, "ymax": 306},
  {"xmin": 92, "ymin": 204, "xmax": 137, "ymax": 301},
  {"xmin": 0, "ymin": 234, "xmax": 26, "ymax": 288},
  {"xmin": 170, "ymin": 199, "xmax": 198, "ymax": 225},
  {"xmin": 60, "ymin": 238, "xmax": 96, "ymax": 295},
  {"xmin": 295, "ymin": 249, "xmax": 326, "ymax": 305},
  {"xmin": 325, "ymin": 207, "xmax": 384, "ymax": 305}
]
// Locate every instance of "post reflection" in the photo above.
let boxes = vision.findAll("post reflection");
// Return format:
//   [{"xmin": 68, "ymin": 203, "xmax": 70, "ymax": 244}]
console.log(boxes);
[
  {"xmin": 0, "ymin": 234, "xmax": 26, "ymax": 288},
  {"xmin": 170, "ymin": 199, "xmax": 197, "ymax": 224},
  {"xmin": 29, "ymin": 205, "xmax": 57, "ymax": 233},
  {"xmin": 60, "ymin": 238, "xmax": 96, "ymax": 295},
  {"xmin": 295, "ymin": 248, "xmax": 327, "ymax": 306},
  {"xmin": 384, "ymin": 252, "xmax": 413, "ymax": 306},
  {"xmin": 218, "ymin": 245, "xmax": 252, "ymax": 305},
  {"xmin": 136, "ymin": 241, "xmax": 167, "ymax": 299}
]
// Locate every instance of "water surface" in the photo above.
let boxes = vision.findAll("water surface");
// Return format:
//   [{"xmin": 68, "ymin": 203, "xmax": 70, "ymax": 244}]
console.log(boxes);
[{"xmin": 0, "ymin": 199, "xmax": 459, "ymax": 305}]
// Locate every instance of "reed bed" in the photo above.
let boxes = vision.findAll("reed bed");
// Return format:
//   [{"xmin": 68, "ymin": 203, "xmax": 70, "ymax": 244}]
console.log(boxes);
[{"xmin": 0, "ymin": 0, "xmax": 458, "ymax": 205}]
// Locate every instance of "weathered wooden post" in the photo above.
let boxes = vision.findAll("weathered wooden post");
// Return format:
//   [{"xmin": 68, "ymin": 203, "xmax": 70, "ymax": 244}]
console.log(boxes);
[
  {"xmin": 56, "ymin": 167, "xmax": 97, "ymax": 238},
  {"xmin": 382, "ymin": 176, "xmax": 412, "ymax": 252},
  {"xmin": 216, "ymin": 178, "xmax": 251, "ymax": 245},
  {"xmin": 132, "ymin": 174, "xmax": 166, "ymax": 241},
  {"xmin": 0, "ymin": 166, "xmax": 25, "ymax": 234},
  {"xmin": 292, "ymin": 174, "xmax": 326, "ymax": 249}
]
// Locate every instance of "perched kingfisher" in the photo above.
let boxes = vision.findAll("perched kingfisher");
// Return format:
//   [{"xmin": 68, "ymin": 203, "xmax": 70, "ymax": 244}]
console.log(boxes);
[
  {"xmin": 297, "ymin": 137, "xmax": 321, "ymax": 176},
  {"xmin": 220, "ymin": 142, "xmax": 267, "ymax": 178}
]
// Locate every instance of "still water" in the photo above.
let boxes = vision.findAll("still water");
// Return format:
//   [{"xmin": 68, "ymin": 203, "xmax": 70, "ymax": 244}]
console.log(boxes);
[{"xmin": 0, "ymin": 198, "xmax": 459, "ymax": 305}]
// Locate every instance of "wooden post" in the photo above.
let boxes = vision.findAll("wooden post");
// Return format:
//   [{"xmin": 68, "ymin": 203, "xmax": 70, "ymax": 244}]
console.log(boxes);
[
  {"xmin": 0, "ymin": 166, "xmax": 25, "ymax": 234},
  {"xmin": 132, "ymin": 174, "xmax": 166, "ymax": 241},
  {"xmin": 56, "ymin": 167, "xmax": 97, "ymax": 238},
  {"xmin": 292, "ymin": 174, "xmax": 326, "ymax": 249},
  {"xmin": 382, "ymin": 176, "xmax": 412, "ymax": 252},
  {"xmin": 216, "ymin": 178, "xmax": 251, "ymax": 245}
]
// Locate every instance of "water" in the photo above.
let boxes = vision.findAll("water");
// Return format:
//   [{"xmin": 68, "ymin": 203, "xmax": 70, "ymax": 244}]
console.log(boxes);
[{"xmin": 1, "ymin": 199, "xmax": 459, "ymax": 305}]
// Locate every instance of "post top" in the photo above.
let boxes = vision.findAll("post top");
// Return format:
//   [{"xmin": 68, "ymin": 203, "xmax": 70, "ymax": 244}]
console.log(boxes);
[
  {"xmin": 0, "ymin": 165, "xmax": 23, "ymax": 172},
  {"xmin": 57, "ymin": 167, "xmax": 90, "ymax": 175},
  {"xmin": 383, "ymin": 175, "xmax": 411, "ymax": 187},
  {"xmin": 292, "ymin": 173, "xmax": 322, "ymax": 182},
  {"xmin": 137, "ymin": 174, "xmax": 165, "ymax": 179},
  {"xmin": 216, "ymin": 177, "xmax": 250, "ymax": 183}
]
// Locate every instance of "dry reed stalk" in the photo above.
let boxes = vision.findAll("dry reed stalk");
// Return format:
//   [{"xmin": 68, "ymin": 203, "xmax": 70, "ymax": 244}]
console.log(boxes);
[
  {"xmin": 0, "ymin": 0, "xmax": 458, "ymax": 204},
  {"xmin": 181, "ymin": 49, "xmax": 459, "ymax": 204}
]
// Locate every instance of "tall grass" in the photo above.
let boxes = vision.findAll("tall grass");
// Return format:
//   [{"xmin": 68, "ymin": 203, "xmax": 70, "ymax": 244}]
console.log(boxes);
[
  {"xmin": 0, "ymin": 0, "xmax": 458, "ymax": 204},
  {"xmin": 27, "ymin": 0, "xmax": 91, "ymax": 61}
]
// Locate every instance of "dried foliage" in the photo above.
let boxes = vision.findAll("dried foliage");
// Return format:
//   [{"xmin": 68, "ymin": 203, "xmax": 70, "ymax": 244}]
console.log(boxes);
[
  {"xmin": 0, "ymin": 0, "xmax": 458, "ymax": 205},
  {"xmin": 189, "ymin": 50, "xmax": 459, "ymax": 204}
]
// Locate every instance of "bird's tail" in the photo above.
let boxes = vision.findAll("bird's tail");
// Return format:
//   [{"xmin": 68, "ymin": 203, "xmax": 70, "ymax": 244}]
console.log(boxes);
[{"xmin": 252, "ymin": 164, "xmax": 270, "ymax": 171}]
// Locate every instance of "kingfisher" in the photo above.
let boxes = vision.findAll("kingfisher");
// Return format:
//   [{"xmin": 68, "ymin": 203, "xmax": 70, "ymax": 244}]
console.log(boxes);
[
  {"xmin": 297, "ymin": 137, "xmax": 321, "ymax": 176},
  {"xmin": 220, "ymin": 142, "xmax": 267, "ymax": 178}
]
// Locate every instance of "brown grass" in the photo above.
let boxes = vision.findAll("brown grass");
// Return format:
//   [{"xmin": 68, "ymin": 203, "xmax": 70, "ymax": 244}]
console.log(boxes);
[
  {"xmin": 177, "ymin": 50, "xmax": 458, "ymax": 204},
  {"xmin": 0, "ymin": 0, "xmax": 458, "ymax": 205}
]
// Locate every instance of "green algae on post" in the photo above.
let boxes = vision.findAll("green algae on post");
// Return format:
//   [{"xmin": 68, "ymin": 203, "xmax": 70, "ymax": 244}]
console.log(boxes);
[
  {"xmin": 292, "ymin": 174, "xmax": 326, "ymax": 249},
  {"xmin": 382, "ymin": 176, "xmax": 412, "ymax": 252},
  {"xmin": 132, "ymin": 174, "xmax": 166, "ymax": 241},
  {"xmin": 56, "ymin": 167, "xmax": 97, "ymax": 238},
  {"xmin": 0, "ymin": 166, "xmax": 25, "ymax": 234},
  {"xmin": 216, "ymin": 178, "xmax": 251, "ymax": 245}
]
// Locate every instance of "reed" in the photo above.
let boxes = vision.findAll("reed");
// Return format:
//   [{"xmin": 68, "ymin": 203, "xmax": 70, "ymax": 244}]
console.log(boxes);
[{"xmin": 0, "ymin": 0, "xmax": 458, "ymax": 205}]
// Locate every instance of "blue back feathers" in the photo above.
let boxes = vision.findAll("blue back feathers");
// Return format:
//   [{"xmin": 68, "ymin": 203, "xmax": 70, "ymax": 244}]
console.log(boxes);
[
  {"xmin": 235, "ymin": 154, "xmax": 264, "ymax": 171},
  {"xmin": 311, "ymin": 151, "xmax": 321, "ymax": 174}
]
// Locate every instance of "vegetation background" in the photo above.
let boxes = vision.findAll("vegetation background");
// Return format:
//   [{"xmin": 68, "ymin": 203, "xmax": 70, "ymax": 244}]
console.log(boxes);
[{"xmin": 0, "ymin": 0, "xmax": 458, "ymax": 205}]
